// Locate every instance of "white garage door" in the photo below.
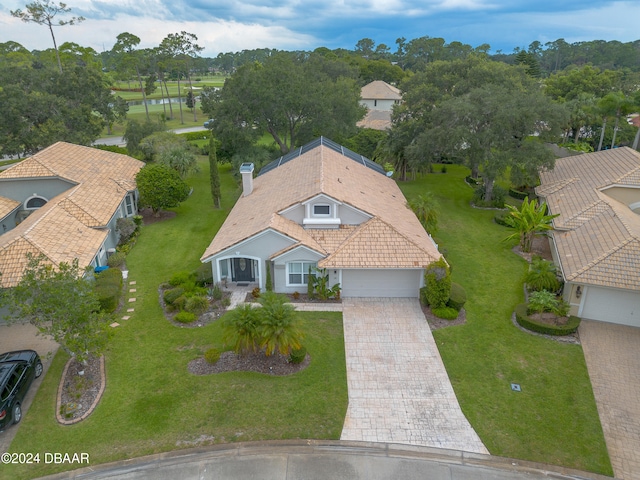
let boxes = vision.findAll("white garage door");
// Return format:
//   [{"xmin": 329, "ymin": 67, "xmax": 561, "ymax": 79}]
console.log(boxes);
[
  {"xmin": 580, "ymin": 286, "xmax": 640, "ymax": 327},
  {"xmin": 341, "ymin": 269, "xmax": 421, "ymax": 298}
]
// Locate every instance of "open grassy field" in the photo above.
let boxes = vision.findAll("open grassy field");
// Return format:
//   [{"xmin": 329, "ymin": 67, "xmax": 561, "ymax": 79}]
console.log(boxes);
[
  {"xmin": 5, "ymin": 160, "xmax": 348, "ymax": 479},
  {"xmin": 399, "ymin": 165, "xmax": 612, "ymax": 475}
]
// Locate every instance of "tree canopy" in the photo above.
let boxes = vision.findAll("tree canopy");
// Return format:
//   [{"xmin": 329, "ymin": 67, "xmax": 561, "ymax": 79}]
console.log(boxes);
[
  {"xmin": 135, "ymin": 163, "xmax": 190, "ymax": 215},
  {"xmin": 1, "ymin": 254, "xmax": 111, "ymax": 363},
  {"xmin": 201, "ymin": 52, "xmax": 366, "ymax": 154}
]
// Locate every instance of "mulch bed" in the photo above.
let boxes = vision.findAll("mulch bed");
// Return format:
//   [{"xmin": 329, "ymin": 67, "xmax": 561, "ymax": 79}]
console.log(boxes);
[
  {"xmin": 512, "ymin": 235, "xmax": 554, "ymax": 262},
  {"xmin": 58, "ymin": 355, "xmax": 102, "ymax": 423},
  {"xmin": 139, "ymin": 207, "xmax": 176, "ymax": 225},
  {"xmin": 159, "ymin": 285, "xmax": 230, "ymax": 328},
  {"xmin": 244, "ymin": 292, "xmax": 341, "ymax": 304},
  {"xmin": 422, "ymin": 304, "xmax": 466, "ymax": 330},
  {"xmin": 188, "ymin": 350, "xmax": 310, "ymax": 376}
]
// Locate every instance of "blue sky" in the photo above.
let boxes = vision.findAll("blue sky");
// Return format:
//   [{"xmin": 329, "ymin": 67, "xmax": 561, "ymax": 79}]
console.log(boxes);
[{"xmin": 1, "ymin": 0, "xmax": 638, "ymax": 57}]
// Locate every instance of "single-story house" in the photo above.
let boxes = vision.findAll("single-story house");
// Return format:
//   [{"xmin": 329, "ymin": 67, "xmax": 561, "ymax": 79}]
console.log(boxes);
[
  {"xmin": 0, "ymin": 142, "xmax": 144, "ymax": 288},
  {"xmin": 536, "ymin": 146, "xmax": 640, "ymax": 327},
  {"xmin": 200, "ymin": 137, "xmax": 441, "ymax": 297},
  {"xmin": 357, "ymin": 80, "xmax": 402, "ymax": 131}
]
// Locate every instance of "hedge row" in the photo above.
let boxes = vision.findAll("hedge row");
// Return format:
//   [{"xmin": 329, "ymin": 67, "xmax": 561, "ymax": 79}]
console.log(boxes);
[
  {"xmin": 95, "ymin": 268, "xmax": 123, "ymax": 313},
  {"xmin": 514, "ymin": 303, "xmax": 581, "ymax": 336}
]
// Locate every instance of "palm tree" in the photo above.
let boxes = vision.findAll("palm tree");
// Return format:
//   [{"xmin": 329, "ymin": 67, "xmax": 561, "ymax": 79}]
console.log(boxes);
[
  {"xmin": 222, "ymin": 303, "xmax": 260, "ymax": 354},
  {"xmin": 257, "ymin": 292, "xmax": 303, "ymax": 356},
  {"xmin": 504, "ymin": 197, "xmax": 559, "ymax": 253},
  {"xmin": 407, "ymin": 192, "xmax": 439, "ymax": 232}
]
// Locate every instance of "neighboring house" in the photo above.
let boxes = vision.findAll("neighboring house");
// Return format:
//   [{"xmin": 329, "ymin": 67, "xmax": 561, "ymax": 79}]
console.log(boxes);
[
  {"xmin": 357, "ymin": 80, "xmax": 402, "ymax": 131},
  {"xmin": 536, "ymin": 147, "xmax": 640, "ymax": 327},
  {"xmin": 0, "ymin": 142, "xmax": 143, "ymax": 288},
  {"xmin": 201, "ymin": 137, "xmax": 441, "ymax": 298}
]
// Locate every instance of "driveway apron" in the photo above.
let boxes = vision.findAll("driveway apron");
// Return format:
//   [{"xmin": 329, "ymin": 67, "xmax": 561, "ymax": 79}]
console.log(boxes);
[
  {"xmin": 580, "ymin": 320, "xmax": 640, "ymax": 480},
  {"xmin": 340, "ymin": 298, "xmax": 488, "ymax": 454}
]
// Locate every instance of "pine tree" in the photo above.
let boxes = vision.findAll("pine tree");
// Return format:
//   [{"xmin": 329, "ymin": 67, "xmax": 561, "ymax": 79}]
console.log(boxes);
[{"xmin": 209, "ymin": 135, "xmax": 221, "ymax": 208}]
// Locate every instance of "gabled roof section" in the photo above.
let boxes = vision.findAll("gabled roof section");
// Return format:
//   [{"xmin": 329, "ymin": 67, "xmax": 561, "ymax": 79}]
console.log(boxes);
[
  {"xmin": 360, "ymin": 80, "xmax": 402, "ymax": 101},
  {"xmin": 537, "ymin": 147, "xmax": 640, "ymax": 290},
  {"xmin": 0, "ymin": 196, "xmax": 21, "ymax": 220},
  {"xmin": 0, "ymin": 142, "xmax": 143, "ymax": 287},
  {"xmin": 259, "ymin": 137, "xmax": 385, "ymax": 177},
  {"xmin": 318, "ymin": 217, "xmax": 439, "ymax": 269},
  {"xmin": 201, "ymin": 137, "xmax": 440, "ymax": 268}
]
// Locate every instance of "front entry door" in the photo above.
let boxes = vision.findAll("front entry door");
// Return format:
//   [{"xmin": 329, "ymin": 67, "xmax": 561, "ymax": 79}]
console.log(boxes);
[{"xmin": 232, "ymin": 258, "xmax": 254, "ymax": 282}]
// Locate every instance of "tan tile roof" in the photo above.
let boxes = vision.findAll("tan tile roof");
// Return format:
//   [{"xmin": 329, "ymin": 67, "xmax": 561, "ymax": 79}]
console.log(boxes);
[
  {"xmin": 536, "ymin": 147, "xmax": 640, "ymax": 290},
  {"xmin": 0, "ymin": 142, "xmax": 142, "ymax": 287},
  {"xmin": 0, "ymin": 196, "xmax": 20, "ymax": 220},
  {"xmin": 357, "ymin": 110, "xmax": 392, "ymax": 131},
  {"xmin": 201, "ymin": 140, "xmax": 440, "ymax": 269},
  {"xmin": 361, "ymin": 81, "xmax": 402, "ymax": 101}
]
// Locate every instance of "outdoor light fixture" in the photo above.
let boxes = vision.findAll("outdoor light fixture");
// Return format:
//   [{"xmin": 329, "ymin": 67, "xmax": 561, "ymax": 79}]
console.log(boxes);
[{"xmin": 576, "ymin": 286, "xmax": 582, "ymax": 298}]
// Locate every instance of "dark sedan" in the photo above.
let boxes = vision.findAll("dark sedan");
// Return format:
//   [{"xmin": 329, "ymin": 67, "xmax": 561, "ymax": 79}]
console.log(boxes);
[{"xmin": 0, "ymin": 350, "xmax": 42, "ymax": 429}]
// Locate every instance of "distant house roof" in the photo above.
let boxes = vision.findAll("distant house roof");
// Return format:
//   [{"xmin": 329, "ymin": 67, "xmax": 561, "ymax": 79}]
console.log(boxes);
[
  {"xmin": 357, "ymin": 110, "xmax": 392, "ymax": 131},
  {"xmin": 360, "ymin": 80, "xmax": 402, "ymax": 101},
  {"xmin": 0, "ymin": 142, "xmax": 143, "ymax": 287},
  {"xmin": 201, "ymin": 138, "xmax": 440, "ymax": 269},
  {"xmin": 536, "ymin": 147, "xmax": 640, "ymax": 290}
]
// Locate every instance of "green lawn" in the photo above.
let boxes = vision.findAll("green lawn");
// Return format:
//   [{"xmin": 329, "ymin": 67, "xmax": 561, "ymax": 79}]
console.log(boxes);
[
  {"xmin": 5, "ymin": 160, "xmax": 347, "ymax": 479},
  {"xmin": 399, "ymin": 165, "xmax": 612, "ymax": 475},
  {"xmin": 5, "ymin": 159, "xmax": 611, "ymax": 478}
]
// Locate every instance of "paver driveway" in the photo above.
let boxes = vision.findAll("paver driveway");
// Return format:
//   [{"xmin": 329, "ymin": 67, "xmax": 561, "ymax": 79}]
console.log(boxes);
[
  {"xmin": 340, "ymin": 298, "xmax": 488, "ymax": 454},
  {"xmin": 580, "ymin": 320, "xmax": 640, "ymax": 480}
]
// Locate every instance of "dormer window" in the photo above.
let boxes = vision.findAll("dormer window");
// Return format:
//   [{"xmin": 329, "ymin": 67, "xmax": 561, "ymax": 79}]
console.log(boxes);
[{"xmin": 313, "ymin": 204, "xmax": 330, "ymax": 216}]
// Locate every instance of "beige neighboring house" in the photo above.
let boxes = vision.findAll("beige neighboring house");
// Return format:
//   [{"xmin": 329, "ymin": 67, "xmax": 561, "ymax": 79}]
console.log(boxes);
[
  {"xmin": 201, "ymin": 137, "xmax": 441, "ymax": 297},
  {"xmin": 0, "ymin": 142, "xmax": 144, "ymax": 288},
  {"xmin": 536, "ymin": 147, "xmax": 640, "ymax": 326},
  {"xmin": 357, "ymin": 80, "xmax": 402, "ymax": 131}
]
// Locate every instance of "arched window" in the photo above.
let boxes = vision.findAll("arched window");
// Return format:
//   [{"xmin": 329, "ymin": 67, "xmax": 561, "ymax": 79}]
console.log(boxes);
[{"xmin": 24, "ymin": 195, "xmax": 48, "ymax": 210}]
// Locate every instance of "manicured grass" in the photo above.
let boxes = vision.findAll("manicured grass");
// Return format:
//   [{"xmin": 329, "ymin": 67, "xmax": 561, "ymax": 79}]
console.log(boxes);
[
  {"xmin": 399, "ymin": 165, "xmax": 612, "ymax": 475},
  {"xmin": 6, "ymin": 160, "xmax": 347, "ymax": 479}
]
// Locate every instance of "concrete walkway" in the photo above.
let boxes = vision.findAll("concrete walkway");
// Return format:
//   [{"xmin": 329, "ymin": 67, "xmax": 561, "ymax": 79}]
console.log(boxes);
[
  {"xmin": 340, "ymin": 298, "xmax": 488, "ymax": 454},
  {"xmin": 580, "ymin": 320, "xmax": 640, "ymax": 480}
]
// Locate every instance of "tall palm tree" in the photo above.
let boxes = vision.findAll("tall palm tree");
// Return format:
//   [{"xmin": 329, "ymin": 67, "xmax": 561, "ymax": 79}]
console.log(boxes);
[{"xmin": 408, "ymin": 192, "xmax": 439, "ymax": 233}]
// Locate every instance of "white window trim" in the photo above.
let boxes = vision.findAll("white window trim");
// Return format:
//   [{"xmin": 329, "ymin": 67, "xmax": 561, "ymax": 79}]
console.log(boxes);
[
  {"xmin": 24, "ymin": 194, "xmax": 48, "ymax": 210},
  {"xmin": 286, "ymin": 261, "xmax": 316, "ymax": 286},
  {"xmin": 313, "ymin": 204, "xmax": 331, "ymax": 217}
]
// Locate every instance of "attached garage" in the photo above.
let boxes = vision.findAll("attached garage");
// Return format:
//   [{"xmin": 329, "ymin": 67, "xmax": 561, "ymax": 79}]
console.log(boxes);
[
  {"xmin": 580, "ymin": 286, "xmax": 640, "ymax": 327},
  {"xmin": 341, "ymin": 269, "xmax": 422, "ymax": 298}
]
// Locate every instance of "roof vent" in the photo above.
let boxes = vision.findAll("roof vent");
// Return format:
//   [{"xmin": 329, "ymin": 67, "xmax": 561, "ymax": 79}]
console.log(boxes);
[{"xmin": 240, "ymin": 163, "xmax": 254, "ymax": 197}]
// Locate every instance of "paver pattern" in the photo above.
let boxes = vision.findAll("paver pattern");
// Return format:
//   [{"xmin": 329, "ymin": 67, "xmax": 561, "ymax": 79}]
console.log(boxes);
[
  {"xmin": 340, "ymin": 298, "xmax": 488, "ymax": 454},
  {"xmin": 580, "ymin": 320, "xmax": 640, "ymax": 480}
]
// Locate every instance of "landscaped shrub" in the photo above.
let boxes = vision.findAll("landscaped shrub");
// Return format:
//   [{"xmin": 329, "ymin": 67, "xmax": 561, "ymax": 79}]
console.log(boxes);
[
  {"xmin": 465, "ymin": 175, "xmax": 482, "ymax": 185},
  {"xmin": 169, "ymin": 271, "xmax": 193, "ymax": 286},
  {"xmin": 204, "ymin": 347, "xmax": 221, "ymax": 364},
  {"xmin": 107, "ymin": 251, "xmax": 126, "ymax": 268},
  {"xmin": 265, "ymin": 262, "xmax": 273, "ymax": 291},
  {"xmin": 515, "ymin": 303, "xmax": 581, "ymax": 336},
  {"xmin": 164, "ymin": 287, "xmax": 185, "ymax": 305},
  {"xmin": 116, "ymin": 217, "xmax": 137, "ymax": 245},
  {"xmin": 173, "ymin": 295, "xmax": 187, "ymax": 311},
  {"xmin": 251, "ymin": 287, "xmax": 261, "ymax": 299},
  {"xmin": 174, "ymin": 311, "xmax": 197, "ymax": 324},
  {"xmin": 472, "ymin": 184, "xmax": 507, "ymax": 208},
  {"xmin": 494, "ymin": 210, "xmax": 512, "ymax": 227},
  {"xmin": 95, "ymin": 284, "xmax": 120, "ymax": 313},
  {"xmin": 447, "ymin": 282, "xmax": 467, "ymax": 311},
  {"xmin": 184, "ymin": 295, "xmax": 209, "ymax": 315},
  {"xmin": 526, "ymin": 256, "xmax": 561, "ymax": 293},
  {"xmin": 527, "ymin": 290, "xmax": 569, "ymax": 316},
  {"xmin": 432, "ymin": 306, "xmax": 459, "ymax": 320},
  {"xmin": 289, "ymin": 346, "xmax": 307, "ymax": 364},
  {"xmin": 94, "ymin": 268, "xmax": 123, "ymax": 312},
  {"xmin": 423, "ymin": 258, "xmax": 451, "ymax": 308},
  {"xmin": 195, "ymin": 263, "xmax": 213, "ymax": 286},
  {"xmin": 208, "ymin": 283, "xmax": 223, "ymax": 301}
]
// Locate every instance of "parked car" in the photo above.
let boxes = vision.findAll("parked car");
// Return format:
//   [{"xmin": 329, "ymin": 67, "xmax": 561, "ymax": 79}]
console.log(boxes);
[
  {"xmin": 0, "ymin": 350, "xmax": 42, "ymax": 429},
  {"xmin": 203, "ymin": 118, "xmax": 214, "ymax": 128}
]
